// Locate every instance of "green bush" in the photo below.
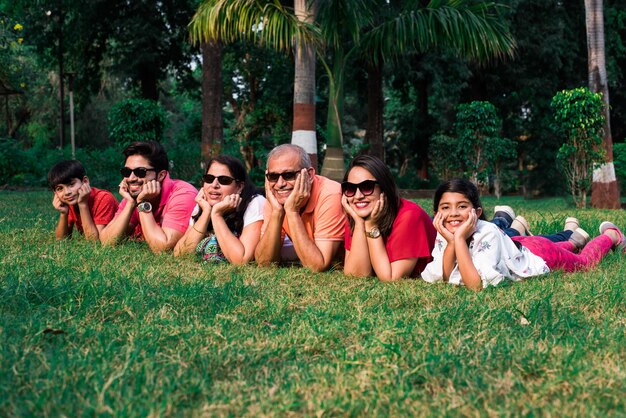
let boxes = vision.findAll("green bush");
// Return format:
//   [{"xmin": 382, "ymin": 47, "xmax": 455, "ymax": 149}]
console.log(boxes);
[
  {"xmin": 455, "ymin": 101, "xmax": 501, "ymax": 184},
  {"xmin": 429, "ymin": 134, "xmax": 464, "ymax": 180},
  {"xmin": 429, "ymin": 101, "xmax": 517, "ymax": 196},
  {"xmin": 551, "ymin": 87, "xmax": 605, "ymax": 208},
  {"xmin": 0, "ymin": 140, "xmax": 69, "ymax": 187},
  {"xmin": 108, "ymin": 98, "xmax": 168, "ymax": 147}
]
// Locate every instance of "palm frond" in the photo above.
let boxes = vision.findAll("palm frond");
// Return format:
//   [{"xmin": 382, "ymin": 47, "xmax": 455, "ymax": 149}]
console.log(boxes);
[
  {"xmin": 189, "ymin": 0, "xmax": 320, "ymax": 52},
  {"xmin": 359, "ymin": 0, "xmax": 516, "ymax": 65}
]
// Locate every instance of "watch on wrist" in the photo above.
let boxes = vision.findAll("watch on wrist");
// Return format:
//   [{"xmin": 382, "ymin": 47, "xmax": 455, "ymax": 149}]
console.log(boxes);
[
  {"xmin": 137, "ymin": 201, "xmax": 152, "ymax": 213},
  {"xmin": 365, "ymin": 227, "xmax": 381, "ymax": 238}
]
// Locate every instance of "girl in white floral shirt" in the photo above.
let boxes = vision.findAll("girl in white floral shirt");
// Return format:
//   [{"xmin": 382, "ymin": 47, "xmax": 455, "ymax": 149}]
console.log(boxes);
[{"xmin": 422, "ymin": 179, "xmax": 624, "ymax": 291}]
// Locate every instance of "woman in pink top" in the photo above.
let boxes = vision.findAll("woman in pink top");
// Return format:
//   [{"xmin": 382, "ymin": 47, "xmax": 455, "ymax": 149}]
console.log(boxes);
[{"xmin": 342, "ymin": 155, "xmax": 436, "ymax": 281}]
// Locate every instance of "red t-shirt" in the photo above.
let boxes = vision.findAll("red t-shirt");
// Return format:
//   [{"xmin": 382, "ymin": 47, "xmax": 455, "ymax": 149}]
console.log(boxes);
[
  {"xmin": 344, "ymin": 198, "xmax": 436, "ymax": 277},
  {"xmin": 67, "ymin": 187, "xmax": 119, "ymax": 234}
]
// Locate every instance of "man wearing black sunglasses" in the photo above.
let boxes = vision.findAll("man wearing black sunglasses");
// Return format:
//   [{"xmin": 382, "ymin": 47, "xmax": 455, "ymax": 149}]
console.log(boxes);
[
  {"xmin": 100, "ymin": 141, "xmax": 197, "ymax": 253},
  {"xmin": 255, "ymin": 144, "xmax": 346, "ymax": 272}
]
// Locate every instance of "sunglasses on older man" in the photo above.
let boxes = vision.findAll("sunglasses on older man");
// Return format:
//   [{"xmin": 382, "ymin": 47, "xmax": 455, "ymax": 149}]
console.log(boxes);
[
  {"xmin": 265, "ymin": 170, "xmax": 300, "ymax": 183},
  {"xmin": 341, "ymin": 180, "xmax": 379, "ymax": 197},
  {"xmin": 202, "ymin": 174, "xmax": 238, "ymax": 185},
  {"xmin": 120, "ymin": 167, "xmax": 157, "ymax": 178}
]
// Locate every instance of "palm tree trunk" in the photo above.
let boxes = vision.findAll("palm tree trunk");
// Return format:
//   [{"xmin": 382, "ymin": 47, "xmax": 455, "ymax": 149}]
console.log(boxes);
[
  {"xmin": 292, "ymin": 0, "xmax": 318, "ymax": 169},
  {"xmin": 586, "ymin": 0, "xmax": 620, "ymax": 208},
  {"xmin": 365, "ymin": 61, "xmax": 384, "ymax": 160},
  {"xmin": 321, "ymin": 52, "xmax": 345, "ymax": 181},
  {"xmin": 201, "ymin": 40, "xmax": 224, "ymax": 163}
]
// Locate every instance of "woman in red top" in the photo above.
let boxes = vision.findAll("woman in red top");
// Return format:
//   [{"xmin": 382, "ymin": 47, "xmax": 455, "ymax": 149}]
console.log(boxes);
[{"xmin": 342, "ymin": 155, "xmax": 436, "ymax": 281}]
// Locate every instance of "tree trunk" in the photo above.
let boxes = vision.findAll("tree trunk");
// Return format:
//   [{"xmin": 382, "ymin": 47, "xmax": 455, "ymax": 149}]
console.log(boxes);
[
  {"xmin": 586, "ymin": 0, "xmax": 620, "ymax": 209},
  {"xmin": 365, "ymin": 61, "xmax": 384, "ymax": 160},
  {"xmin": 321, "ymin": 52, "xmax": 345, "ymax": 181},
  {"xmin": 201, "ymin": 40, "xmax": 224, "ymax": 163},
  {"xmin": 292, "ymin": 0, "xmax": 318, "ymax": 170}
]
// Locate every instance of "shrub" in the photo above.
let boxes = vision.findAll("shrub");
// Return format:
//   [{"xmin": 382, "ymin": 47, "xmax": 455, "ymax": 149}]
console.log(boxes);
[
  {"xmin": 108, "ymin": 98, "xmax": 168, "ymax": 147},
  {"xmin": 486, "ymin": 136, "xmax": 518, "ymax": 198},
  {"xmin": 429, "ymin": 134, "xmax": 464, "ymax": 180},
  {"xmin": 429, "ymin": 101, "xmax": 517, "ymax": 196},
  {"xmin": 455, "ymin": 101, "xmax": 501, "ymax": 184},
  {"xmin": 551, "ymin": 87, "xmax": 605, "ymax": 208}
]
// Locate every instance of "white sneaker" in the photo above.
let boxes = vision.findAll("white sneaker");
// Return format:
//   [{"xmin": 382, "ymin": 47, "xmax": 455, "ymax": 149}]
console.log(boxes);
[{"xmin": 494, "ymin": 205, "xmax": 515, "ymax": 224}]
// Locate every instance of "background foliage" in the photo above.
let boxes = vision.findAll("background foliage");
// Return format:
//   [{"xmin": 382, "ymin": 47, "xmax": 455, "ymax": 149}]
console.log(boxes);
[
  {"xmin": 551, "ymin": 87, "xmax": 606, "ymax": 208},
  {"xmin": 0, "ymin": 1, "xmax": 625, "ymax": 197}
]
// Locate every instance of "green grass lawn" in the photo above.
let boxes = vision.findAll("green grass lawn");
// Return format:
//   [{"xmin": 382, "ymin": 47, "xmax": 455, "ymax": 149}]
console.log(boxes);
[{"xmin": 1, "ymin": 190, "xmax": 625, "ymax": 416}]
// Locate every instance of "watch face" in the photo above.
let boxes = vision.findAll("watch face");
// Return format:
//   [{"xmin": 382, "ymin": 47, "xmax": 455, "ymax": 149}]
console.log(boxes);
[
  {"xmin": 138, "ymin": 202, "xmax": 152, "ymax": 212},
  {"xmin": 367, "ymin": 227, "xmax": 381, "ymax": 238}
]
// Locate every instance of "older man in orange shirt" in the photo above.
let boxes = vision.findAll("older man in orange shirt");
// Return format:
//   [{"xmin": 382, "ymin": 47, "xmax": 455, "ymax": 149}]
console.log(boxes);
[{"xmin": 255, "ymin": 144, "xmax": 346, "ymax": 272}]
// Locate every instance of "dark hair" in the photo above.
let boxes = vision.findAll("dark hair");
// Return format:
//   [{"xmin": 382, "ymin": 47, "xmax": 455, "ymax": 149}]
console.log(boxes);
[
  {"xmin": 343, "ymin": 154, "xmax": 400, "ymax": 239},
  {"xmin": 48, "ymin": 160, "xmax": 86, "ymax": 189},
  {"xmin": 194, "ymin": 155, "xmax": 258, "ymax": 234},
  {"xmin": 122, "ymin": 141, "xmax": 168, "ymax": 172},
  {"xmin": 433, "ymin": 178, "xmax": 486, "ymax": 220}
]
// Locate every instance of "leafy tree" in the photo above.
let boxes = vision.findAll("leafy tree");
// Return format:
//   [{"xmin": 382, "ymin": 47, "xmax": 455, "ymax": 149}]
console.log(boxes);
[
  {"xmin": 458, "ymin": 0, "xmax": 588, "ymax": 196},
  {"xmin": 108, "ymin": 98, "xmax": 168, "ymax": 147},
  {"xmin": 551, "ymin": 87, "xmax": 606, "ymax": 208},
  {"xmin": 429, "ymin": 101, "xmax": 517, "ymax": 195},
  {"xmin": 220, "ymin": 43, "xmax": 293, "ymax": 176},
  {"xmin": 455, "ymin": 101, "xmax": 501, "ymax": 184},
  {"xmin": 190, "ymin": 0, "xmax": 515, "ymax": 180},
  {"xmin": 429, "ymin": 133, "xmax": 463, "ymax": 181},
  {"xmin": 486, "ymin": 136, "xmax": 518, "ymax": 198}
]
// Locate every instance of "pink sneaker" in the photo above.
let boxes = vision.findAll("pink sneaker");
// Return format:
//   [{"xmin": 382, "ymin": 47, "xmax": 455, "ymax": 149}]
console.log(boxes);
[{"xmin": 599, "ymin": 221, "xmax": 626, "ymax": 252}]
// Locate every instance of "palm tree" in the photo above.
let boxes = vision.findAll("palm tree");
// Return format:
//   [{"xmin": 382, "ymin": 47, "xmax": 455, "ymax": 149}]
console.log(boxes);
[
  {"xmin": 190, "ymin": 0, "xmax": 515, "ymax": 179},
  {"xmin": 586, "ymin": 0, "xmax": 620, "ymax": 209},
  {"xmin": 190, "ymin": 0, "xmax": 318, "ymax": 165},
  {"xmin": 292, "ymin": 0, "xmax": 319, "ymax": 169}
]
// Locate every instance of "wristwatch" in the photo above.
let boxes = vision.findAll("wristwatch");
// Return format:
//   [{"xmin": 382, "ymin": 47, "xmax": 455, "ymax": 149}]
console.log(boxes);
[
  {"xmin": 365, "ymin": 227, "xmax": 381, "ymax": 238},
  {"xmin": 137, "ymin": 201, "xmax": 152, "ymax": 213}
]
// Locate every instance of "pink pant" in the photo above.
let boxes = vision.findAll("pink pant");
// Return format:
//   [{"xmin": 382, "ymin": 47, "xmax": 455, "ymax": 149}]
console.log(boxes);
[{"xmin": 511, "ymin": 235, "xmax": 614, "ymax": 272}]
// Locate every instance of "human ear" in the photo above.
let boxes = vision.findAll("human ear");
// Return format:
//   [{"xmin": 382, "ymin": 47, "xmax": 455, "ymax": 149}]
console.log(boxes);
[
  {"xmin": 475, "ymin": 207, "xmax": 483, "ymax": 218},
  {"xmin": 157, "ymin": 170, "xmax": 167, "ymax": 182},
  {"xmin": 83, "ymin": 176, "xmax": 90, "ymax": 184}
]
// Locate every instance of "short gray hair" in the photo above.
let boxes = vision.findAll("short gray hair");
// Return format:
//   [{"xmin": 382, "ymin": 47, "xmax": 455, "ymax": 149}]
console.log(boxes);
[{"xmin": 266, "ymin": 144, "xmax": 312, "ymax": 170}]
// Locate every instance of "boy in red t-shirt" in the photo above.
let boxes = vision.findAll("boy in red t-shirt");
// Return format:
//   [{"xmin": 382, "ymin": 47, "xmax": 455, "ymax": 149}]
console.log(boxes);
[{"xmin": 48, "ymin": 160, "xmax": 118, "ymax": 241}]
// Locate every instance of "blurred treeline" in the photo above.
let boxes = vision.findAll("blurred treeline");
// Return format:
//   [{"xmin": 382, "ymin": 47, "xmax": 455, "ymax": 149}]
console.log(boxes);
[{"xmin": 0, "ymin": 0, "xmax": 625, "ymax": 194}]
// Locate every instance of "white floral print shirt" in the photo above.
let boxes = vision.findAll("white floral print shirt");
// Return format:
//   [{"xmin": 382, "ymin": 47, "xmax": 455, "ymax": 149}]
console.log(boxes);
[{"xmin": 421, "ymin": 220, "xmax": 549, "ymax": 288}]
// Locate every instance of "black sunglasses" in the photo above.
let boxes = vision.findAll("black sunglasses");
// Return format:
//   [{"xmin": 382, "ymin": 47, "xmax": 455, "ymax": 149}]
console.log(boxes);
[
  {"xmin": 341, "ymin": 180, "xmax": 379, "ymax": 197},
  {"xmin": 120, "ymin": 167, "xmax": 157, "ymax": 178},
  {"xmin": 265, "ymin": 170, "xmax": 300, "ymax": 182},
  {"xmin": 202, "ymin": 174, "xmax": 238, "ymax": 186}
]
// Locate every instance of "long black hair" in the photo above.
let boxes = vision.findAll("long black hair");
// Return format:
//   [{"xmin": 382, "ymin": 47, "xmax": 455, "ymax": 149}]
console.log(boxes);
[
  {"xmin": 432, "ymin": 178, "xmax": 486, "ymax": 220},
  {"xmin": 194, "ymin": 155, "xmax": 258, "ymax": 234},
  {"xmin": 343, "ymin": 154, "xmax": 400, "ymax": 239}
]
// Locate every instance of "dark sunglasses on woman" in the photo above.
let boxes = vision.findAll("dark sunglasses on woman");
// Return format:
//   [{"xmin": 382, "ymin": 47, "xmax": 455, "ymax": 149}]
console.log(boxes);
[
  {"xmin": 341, "ymin": 180, "xmax": 379, "ymax": 197},
  {"xmin": 202, "ymin": 174, "xmax": 238, "ymax": 185},
  {"xmin": 120, "ymin": 167, "xmax": 157, "ymax": 178}
]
